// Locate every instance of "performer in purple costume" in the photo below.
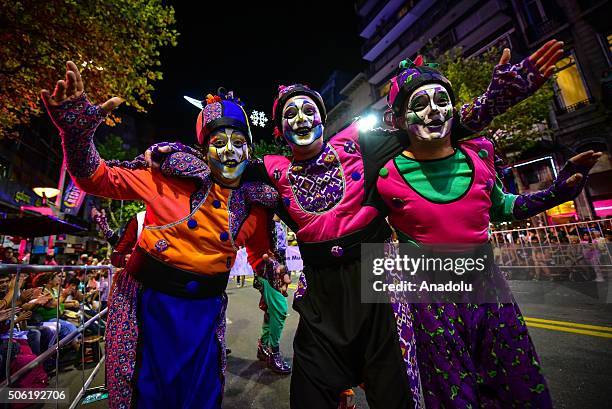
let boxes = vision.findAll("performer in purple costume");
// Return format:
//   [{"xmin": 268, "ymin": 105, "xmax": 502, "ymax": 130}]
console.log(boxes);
[{"xmin": 377, "ymin": 46, "xmax": 601, "ymax": 408}]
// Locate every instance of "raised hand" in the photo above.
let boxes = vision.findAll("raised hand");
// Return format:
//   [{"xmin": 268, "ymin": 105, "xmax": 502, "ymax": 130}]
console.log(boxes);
[
  {"xmin": 497, "ymin": 39, "xmax": 564, "ymax": 78},
  {"xmin": 145, "ymin": 145, "xmax": 173, "ymax": 169},
  {"xmin": 569, "ymin": 150, "xmax": 602, "ymax": 168},
  {"xmin": 566, "ymin": 150, "xmax": 602, "ymax": 187},
  {"xmin": 41, "ymin": 61, "xmax": 123, "ymax": 113},
  {"xmin": 528, "ymin": 39, "xmax": 564, "ymax": 78}
]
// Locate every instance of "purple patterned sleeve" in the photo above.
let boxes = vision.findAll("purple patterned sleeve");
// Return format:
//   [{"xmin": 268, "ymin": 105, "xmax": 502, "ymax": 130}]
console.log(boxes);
[
  {"xmin": 43, "ymin": 93, "xmax": 107, "ymax": 178},
  {"xmin": 460, "ymin": 57, "xmax": 547, "ymax": 131},
  {"xmin": 92, "ymin": 211, "xmax": 114, "ymax": 240},
  {"xmin": 512, "ymin": 161, "xmax": 589, "ymax": 220}
]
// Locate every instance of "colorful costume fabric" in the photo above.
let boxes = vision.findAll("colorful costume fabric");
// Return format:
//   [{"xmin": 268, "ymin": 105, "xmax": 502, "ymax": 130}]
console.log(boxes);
[
  {"xmin": 43, "ymin": 93, "xmax": 278, "ymax": 409},
  {"xmin": 376, "ymin": 56, "xmax": 589, "ymax": 408},
  {"xmin": 377, "ymin": 137, "xmax": 586, "ymax": 409},
  {"xmin": 151, "ymin": 57, "xmax": 544, "ymax": 408}
]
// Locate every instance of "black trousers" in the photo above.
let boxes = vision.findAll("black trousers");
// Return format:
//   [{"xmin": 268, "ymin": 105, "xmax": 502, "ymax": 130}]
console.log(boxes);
[{"xmin": 290, "ymin": 259, "xmax": 414, "ymax": 409}]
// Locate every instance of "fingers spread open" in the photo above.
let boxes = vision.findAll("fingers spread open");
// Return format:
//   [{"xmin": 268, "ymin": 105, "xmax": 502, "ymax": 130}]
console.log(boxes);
[
  {"xmin": 53, "ymin": 79, "xmax": 67, "ymax": 102},
  {"xmin": 100, "ymin": 96, "xmax": 124, "ymax": 113},
  {"xmin": 66, "ymin": 70, "xmax": 77, "ymax": 97},
  {"xmin": 67, "ymin": 61, "xmax": 84, "ymax": 92},
  {"xmin": 529, "ymin": 39, "xmax": 558, "ymax": 63},
  {"xmin": 538, "ymin": 49, "xmax": 563, "ymax": 78},
  {"xmin": 535, "ymin": 41, "xmax": 564, "ymax": 70},
  {"xmin": 569, "ymin": 150, "xmax": 595, "ymax": 164}
]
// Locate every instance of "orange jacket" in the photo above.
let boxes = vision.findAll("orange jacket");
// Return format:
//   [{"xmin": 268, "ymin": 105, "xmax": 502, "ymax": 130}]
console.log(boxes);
[{"xmin": 75, "ymin": 160, "xmax": 271, "ymax": 275}]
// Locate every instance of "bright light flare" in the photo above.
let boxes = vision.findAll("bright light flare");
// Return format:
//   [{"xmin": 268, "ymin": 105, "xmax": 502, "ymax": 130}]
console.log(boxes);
[{"xmin": 358, "ymin": 114, "xmax": 378, "ymax": 132}]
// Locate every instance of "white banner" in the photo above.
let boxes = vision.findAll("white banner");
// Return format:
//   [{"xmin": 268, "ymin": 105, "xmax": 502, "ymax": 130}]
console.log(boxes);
[
  {"xmin": 230, "ymin": 247, "xmax": 254, "ymax": 277},
  {"xmin": 285, "ymin": 245, "xmax": 303, "ymax": 271}
]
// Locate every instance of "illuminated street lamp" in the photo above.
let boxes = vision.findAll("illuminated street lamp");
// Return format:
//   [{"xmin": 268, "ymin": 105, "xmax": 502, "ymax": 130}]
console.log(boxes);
[{"xmin": 33, "ymin": 187, "xmax": 61, "ymax": 206}]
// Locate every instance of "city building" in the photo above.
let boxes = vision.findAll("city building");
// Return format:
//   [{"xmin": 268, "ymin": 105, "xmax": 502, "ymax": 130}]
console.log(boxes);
[
  {"xmin": 0, "ymin": 110, "xmax": 149, "ymax": 263},
  {"xmin": 350, "ymin": 0, "xmax": 612, "ymax": 221}
]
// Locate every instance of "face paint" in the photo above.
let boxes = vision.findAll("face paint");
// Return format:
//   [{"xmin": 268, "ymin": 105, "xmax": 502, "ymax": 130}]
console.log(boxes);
[
  {"xmin": 207, "ymin": 127, "xmax": 250, "ymax": 182},
  {"xmin": 403, "ymin": 84, "xmax": 453, "ymax": 141},
  {"xmin": 282, "ymin": 95, "xmax": 324, "ymax": 146}
]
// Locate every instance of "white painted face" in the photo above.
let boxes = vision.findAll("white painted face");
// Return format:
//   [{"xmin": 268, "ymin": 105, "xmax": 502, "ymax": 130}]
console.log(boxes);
[
  {"xmin": 207, "ymin": 127, "xmax": 250, "ymax": 182},
  {"xmin": 282, "ymin": 95, "xmax": 324, "ymax": 146},
  {"xmin": 403, "ymin": 83, "xmax": 453, "ymax": 141}
]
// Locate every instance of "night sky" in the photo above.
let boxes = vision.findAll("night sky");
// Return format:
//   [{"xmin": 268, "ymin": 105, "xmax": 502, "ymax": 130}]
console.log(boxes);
[{"xmin": 143, "ymin": 2, "xmax": 365, "ymax": 145}]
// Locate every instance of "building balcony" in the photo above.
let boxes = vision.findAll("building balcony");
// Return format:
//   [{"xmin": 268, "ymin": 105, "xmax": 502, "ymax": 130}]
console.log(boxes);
[
  {"xmin": 555, "ymin": 97, "xmax": 595, "ymax": 115},
  {"xmin": 361, "ymin": 0, "xmax": 443, "ymax": 61},
  {"xmin": 356, "ymin": 0, "xmax": 383, "ymax": 17},
  {"xmin": 525, "ymin": 18, "xmax": 566, "ymax": 44}
]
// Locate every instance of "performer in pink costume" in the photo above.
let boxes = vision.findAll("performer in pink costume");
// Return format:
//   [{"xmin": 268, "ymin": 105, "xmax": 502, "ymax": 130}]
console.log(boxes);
[{"xmin": 376, "ymin": 51, "xmax": 601, "ymax": 408}]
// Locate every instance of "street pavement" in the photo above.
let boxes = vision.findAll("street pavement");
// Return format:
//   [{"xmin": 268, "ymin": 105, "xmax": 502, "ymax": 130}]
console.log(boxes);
[{"xmin": 56, "ymin": 276, "xmax": 611, "ymax": 408}]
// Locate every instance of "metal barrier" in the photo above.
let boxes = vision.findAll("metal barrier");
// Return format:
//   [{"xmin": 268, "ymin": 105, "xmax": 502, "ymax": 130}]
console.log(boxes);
[
  {"xmin": 0, "ymin": 264, "xmax": 113, "ymax": 408},
  {"xmin": 491, "ymin": 218, "xmax": 612, "ymax": 280}
]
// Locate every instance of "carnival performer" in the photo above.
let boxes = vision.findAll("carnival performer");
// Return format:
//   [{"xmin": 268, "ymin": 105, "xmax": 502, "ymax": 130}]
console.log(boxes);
[
  {"xmin": 91, "ymin": 207, "xmax": 144, "ymax": 268},
  {"xmin": 376, "ymin": 53, "xmax": 601, "ymax": 408},
  {"xmin": 254, "ymin": 245, "xmax": 292, "ymax": 374},
  {"xmin": 146, "ymin": 41, "xmax": 565, "ymax": 409},
  {"xmin": 41, "ymin": 61, "xmax": 283, "ymax": 409}
]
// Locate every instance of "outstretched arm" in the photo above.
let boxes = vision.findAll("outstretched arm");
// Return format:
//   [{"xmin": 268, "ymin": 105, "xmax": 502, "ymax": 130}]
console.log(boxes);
[
  {"xmin": 490, "ymin": 151, "xmax": 601, "ymax": 222},
  {"xmin": 456, "ymin": 40, "xmax": 564, "ymax": 135},
  {"xmin": 41, "ymin": 61, "xmax": 158, "ymax": 201}
]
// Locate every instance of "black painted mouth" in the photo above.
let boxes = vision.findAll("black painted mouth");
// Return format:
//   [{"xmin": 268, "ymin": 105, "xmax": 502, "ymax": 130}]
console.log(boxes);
[
  {"xmin": 426, "ymin": 119, "xmax": 445, "ymax": 127},
  {"xmin": 295, "ymin": 127, "xmax": 311, "ymax": 136}
]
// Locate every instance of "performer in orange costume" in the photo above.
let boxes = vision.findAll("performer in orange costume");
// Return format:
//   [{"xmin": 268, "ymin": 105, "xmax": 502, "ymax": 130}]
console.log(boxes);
[{"xmin": 41, "ymin": 62, "xmax": 281, "ymax": 409}]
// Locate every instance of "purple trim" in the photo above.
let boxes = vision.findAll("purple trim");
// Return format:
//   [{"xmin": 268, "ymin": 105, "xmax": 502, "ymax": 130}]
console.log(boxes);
[
  {"xmin": 105, "ymin": 270, "xmax": 141, "ymax": 409},
  {"xmin": 228, "ymin": 182, "xmax": 279, "ymax": 242},
  {"xmin": 460, "ymin": 57, "xmax": 546, "ymax": 132},
  {"xmin": 44, "ymin": 93, "xmax": 106, "ymax": 178},
  {"xmin": 216, "ymin": 293, "xmax": 228, "ymax": 396}
]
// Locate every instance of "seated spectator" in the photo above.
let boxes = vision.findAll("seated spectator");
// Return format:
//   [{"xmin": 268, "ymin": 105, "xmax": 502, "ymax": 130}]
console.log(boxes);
[
  {"xmin": 44, "ymin": 255, "xmax": 57, "ymax": 266},
  {"xmin": 1, "ymin": 248, "xmax": 17, "ymax": 264},
  {"xmin": 86, "ymin": 272, "xmax": 99, "ymax": 292},
  {"xmin": 26, "ymin": 274, "xmax": 80, "ymax": 352}
]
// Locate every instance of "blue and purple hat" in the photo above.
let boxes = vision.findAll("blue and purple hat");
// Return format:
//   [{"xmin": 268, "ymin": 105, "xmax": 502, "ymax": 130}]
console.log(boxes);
[{"xmin": 184, "ymin": 88, "xmax": 252, "ymax": 145}]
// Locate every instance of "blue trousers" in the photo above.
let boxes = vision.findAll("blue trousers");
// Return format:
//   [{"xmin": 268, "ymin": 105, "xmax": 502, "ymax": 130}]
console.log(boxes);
[{"xmin": 136, "ymin": 288, "xmax": 224, "ymax": 409}]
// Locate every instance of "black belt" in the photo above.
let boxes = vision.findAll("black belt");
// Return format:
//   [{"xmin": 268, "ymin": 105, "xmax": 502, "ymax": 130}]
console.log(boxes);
[
  {"xmin": 298, "ymin": 218, "xmax": 392, "ymax": 266},
  {"xmin": 126, "ymin": 247, "xmax": 229, "ymax": 299}
]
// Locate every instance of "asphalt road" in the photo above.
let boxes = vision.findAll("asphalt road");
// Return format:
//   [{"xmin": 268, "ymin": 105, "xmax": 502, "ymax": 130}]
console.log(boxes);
[{"xmin": 54, "ymin": 277, "xmax": 612, "ymax": 408}]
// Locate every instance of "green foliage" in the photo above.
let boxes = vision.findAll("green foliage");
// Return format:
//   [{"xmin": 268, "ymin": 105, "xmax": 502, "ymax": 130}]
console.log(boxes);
[
  {"xmin": 427, "ymin": 47, "xmax": 554, "ymax": 154},
  {"xmin": 99, "ymin": 197, "xmax": 145, "ymax": 231},
  {"xmin": 0, "ymin": 0, "xmax": 178, "ymax": 139},
  {"xmin": 97, "ymin": 134, "xmax": 138, "ymax": 161},
  {"xmin": 252, "ymin": 139, "xmax": 291, "ymax": 158}
]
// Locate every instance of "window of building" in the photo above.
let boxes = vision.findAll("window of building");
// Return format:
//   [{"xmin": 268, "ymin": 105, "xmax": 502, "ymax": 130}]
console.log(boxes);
[
  {"xmin": 553, "ymin": 54, "xmax": 589, "ymax": 111},
  {"xmin": 597, "ymin": 32, "xmax": 612, "ymax": 66},
  {"xmin": 522, "ymin": 0, "xmax": 548, "ymax": 26},
  {"xmin": 397, "ymin": 1, "xmax": 417, "ymax": 20}
]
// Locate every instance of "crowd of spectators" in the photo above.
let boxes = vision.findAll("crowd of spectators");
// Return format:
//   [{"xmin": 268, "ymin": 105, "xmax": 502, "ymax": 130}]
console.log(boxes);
[
  {"xmin": 0, "ymin": 263, "xmax": 109, "ymax": 389},
  {"xmin": 492, "ymin": 218, "xmax": 612, "ymax": 281}
]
